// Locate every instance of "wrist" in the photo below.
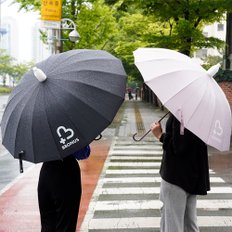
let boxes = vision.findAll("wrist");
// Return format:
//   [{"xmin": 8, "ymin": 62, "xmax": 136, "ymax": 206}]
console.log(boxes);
[{"xmin": 157, "ymin": 133, "xmax": 163, "ymax": 140}]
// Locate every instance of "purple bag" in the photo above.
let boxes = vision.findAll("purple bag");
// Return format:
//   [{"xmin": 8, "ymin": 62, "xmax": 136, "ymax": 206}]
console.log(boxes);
[{"xmin": 72, "ymin": 145, "xmax": 91, "ymax": 160}]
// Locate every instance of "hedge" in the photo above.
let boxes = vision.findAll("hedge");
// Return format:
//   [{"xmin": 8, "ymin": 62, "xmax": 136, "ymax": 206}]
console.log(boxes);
[{"xmin": 214, "ymin": 69, "xmax": 232, "ymax": 82}]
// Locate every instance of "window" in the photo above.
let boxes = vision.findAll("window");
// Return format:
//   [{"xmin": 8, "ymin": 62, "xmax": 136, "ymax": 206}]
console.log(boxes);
[
  {"xmin": 196, "ymin": 49, "xmax": 207, "ymax": 58},
  {"xmin": 217, "ymin": 23, "xmax": 224, "ymax": 31}
]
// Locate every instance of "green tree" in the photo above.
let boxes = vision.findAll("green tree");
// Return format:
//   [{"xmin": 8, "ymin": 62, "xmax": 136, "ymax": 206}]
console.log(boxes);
[
  {"xmin": 202, "ymin": 55, "xmax": 223, "ymax": 69},
  {"xmin": 67, "ymin": 0, "xmax": 118, "ymax": 51},
  {"xmin": 112, "ymin": 12, "xmax": 166, "ymax": 81},
  {"xmin": 0, "ymin": 50, "xmax": 14, "ymax": 86},
  {"xmin": 0, "ymin": 50, "xmax": 32, "ymax": 86},
  {"xmin": 111, "ymin": 0, "xmax": 232, "ymax": 56},
  {"xmin": 15, "ymin": 0, "xmax": 118, "ymax": 52},
  {"xmin": 101, "ymin": 0, "xmax": 231, "ymax": 86},
  {"xmin": 15, "ymin": 0, "xmax": 232, "ymax": 84},
  {"xmin": 11, "ymin": 62, "xmax": 34, "ymax": 85}
]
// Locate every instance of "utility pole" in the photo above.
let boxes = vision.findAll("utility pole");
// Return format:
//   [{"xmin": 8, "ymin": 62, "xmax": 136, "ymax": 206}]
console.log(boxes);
[{"xmin": 225, "ymin": 12, "xmax": 232, "ymax": 70}]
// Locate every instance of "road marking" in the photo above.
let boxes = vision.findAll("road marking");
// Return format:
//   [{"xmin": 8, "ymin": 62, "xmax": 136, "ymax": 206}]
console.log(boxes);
[
  {"xmin": 85, "ymin": 216, "xmax": 232, "ymax": 230},
  {"xmin": 110, "ymin": 156, "xmax": 162, "ymax": 160},
  {"xmin": 111, "ymin": 150, "xmax": 162, "ymax": 155},
  {"xmin": 99, "ymin": 186, "xmax": 232, "ymax": 195},
  {"xmin": 90, "ymin": 199, "xmax": 232, "ymax": 211},
  {"xmin": 81, "ymin": 136, "xmax": 232, "ymax": 231},
  {"xmin": 106, "ymin": 169, "xmax": 160, "ymax": 174}
]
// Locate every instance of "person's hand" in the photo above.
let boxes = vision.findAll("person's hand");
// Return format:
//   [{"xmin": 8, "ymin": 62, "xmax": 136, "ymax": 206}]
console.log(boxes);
[{"xmin": 150, "ymin": 122, "xmax": 163, "ymax": 140}]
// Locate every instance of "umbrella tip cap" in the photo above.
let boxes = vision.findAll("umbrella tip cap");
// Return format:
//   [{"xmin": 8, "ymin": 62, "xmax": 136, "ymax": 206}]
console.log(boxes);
[
  {"xmin": 207, "ymin": 63, "xmax": 221, "ymax": 77},
  {"xmin": 33, "ymin": 67, "xmax": 47, "ymax": 82}
]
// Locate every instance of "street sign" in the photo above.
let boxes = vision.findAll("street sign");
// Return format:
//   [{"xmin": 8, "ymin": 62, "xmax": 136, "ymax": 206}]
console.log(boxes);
[
  {"xmin": 40, "ymin": 20, "xmax": 61, "ymax": 29},
  {"xmin": 41, "ymin": 0, "xmax": 62, "ymax": 22}
]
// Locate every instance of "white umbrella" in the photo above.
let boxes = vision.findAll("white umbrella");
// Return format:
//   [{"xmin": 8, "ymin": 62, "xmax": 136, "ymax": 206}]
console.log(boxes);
[{"xmin": 134, "ymin": 48, "xmax": 232, "ymax": 151}]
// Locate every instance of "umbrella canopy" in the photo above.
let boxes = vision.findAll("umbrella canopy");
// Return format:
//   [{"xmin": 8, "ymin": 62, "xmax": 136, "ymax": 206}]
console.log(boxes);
[
  {"xmin": 1, "ymin": 49, "xmax": 127, "ymax": 163},
  {"xmin": 134, "ymin": 47, "xmax": 232, "ymax": 151}
]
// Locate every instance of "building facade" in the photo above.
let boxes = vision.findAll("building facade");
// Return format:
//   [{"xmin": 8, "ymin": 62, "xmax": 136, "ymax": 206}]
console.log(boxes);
[{"xmin": 0, "ymin": 0, "xmax": 49, "ymax": 63}]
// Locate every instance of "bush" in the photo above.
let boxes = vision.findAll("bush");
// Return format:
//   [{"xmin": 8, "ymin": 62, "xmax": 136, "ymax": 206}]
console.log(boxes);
[
  {"xmin": 214, "ymin": 69, "xmax": 232, "ymax": 82},
  {"xmin": 0, "ymin": 86, "xmax": 13, "ymax": 94}
]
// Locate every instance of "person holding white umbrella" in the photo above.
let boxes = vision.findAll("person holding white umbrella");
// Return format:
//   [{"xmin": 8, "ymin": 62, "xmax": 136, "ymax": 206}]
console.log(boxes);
[
  {"xmin": 133, "ymin": 48, "xmax": 232, "ymax": 232},
  {"xmin": 151, "ymin": 114, "xmax": 210, "ymax": 232}
]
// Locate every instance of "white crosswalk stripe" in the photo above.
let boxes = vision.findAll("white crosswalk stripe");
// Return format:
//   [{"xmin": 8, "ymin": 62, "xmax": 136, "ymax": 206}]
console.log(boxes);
[
  {"xmin": 85, "ymin": 217, "xmax": 232, "ymax": 230},
  {"xmin": 106, "ymin": 169, "xmax": 160, "ymax": 174},
  {"xmin": 90, "ymin": 199, "xmax": 232, "ymax": 211},
  {"xmin": 80, "ymin": 137, "xmax": 232, "ymax": 231}
]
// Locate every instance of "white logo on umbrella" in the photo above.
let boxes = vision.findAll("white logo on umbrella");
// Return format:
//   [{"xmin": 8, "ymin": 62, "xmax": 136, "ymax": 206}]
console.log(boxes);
[
  {"xmin": 56, "ymin": 126, "xmax": 80, "ymax": 150},
  {"xmin": 211, "ymin": 120, "xmax": 223, "ymax": 143},
  {"xmin": 213, "ymin": 120, "xmax": 223, "ymax": 136},
  {"xmin": 57, "ymin": 126, "xmax": 74, "ymax": 144}
]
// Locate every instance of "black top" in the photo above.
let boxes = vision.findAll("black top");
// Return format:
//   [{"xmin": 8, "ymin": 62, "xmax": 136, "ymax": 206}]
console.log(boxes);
[{"xmin": 159, "ymin": 114, "xmax": 210, "ymax": 195}]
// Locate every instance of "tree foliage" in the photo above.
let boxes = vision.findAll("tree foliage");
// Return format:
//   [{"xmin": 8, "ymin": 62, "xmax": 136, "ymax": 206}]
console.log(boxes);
[
  {"xmin": 0, "ymin": 50, "xmax": 33, "ymax": 86},
  {"xmin": 105, "ymin": 0, "xmax": 231, "ymax": 56},
  {"xmin": 146, "ymin": 0, "xmax": 231, "ymax": 55},
  {"xmin": 68, "ymin": 0, "xmax": 118, "ymax": 51},
  {"xmin": 14, "ymin": 0, "xmax": 232, "ymax": 83},
  {"xmin": 112, "ymin": 12, "xmax": 166, "ymax": 81}
]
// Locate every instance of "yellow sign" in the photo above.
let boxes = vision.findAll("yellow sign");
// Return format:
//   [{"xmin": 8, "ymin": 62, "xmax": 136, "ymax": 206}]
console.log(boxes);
[{"xmin": 41, "ymin": 0, "xmax": 62, "ymax": 22}]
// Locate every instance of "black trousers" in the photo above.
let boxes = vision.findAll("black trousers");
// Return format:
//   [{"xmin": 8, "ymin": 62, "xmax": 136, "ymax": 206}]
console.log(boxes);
[{"xmin": 38, "ymin": 156, "xmax": 82, "ymax": 232}]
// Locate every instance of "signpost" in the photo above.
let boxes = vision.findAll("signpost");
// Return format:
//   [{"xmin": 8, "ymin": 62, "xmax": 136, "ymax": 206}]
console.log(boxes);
[
  {"xmin": 40, "ymin": 0, "xmax": 79, "ymax": 54},
  {"xmin": 41, "ymin": 0, "xmax": 62, "ymax": 22},
  {"xmin": 40, "ymin": 0, "xmax": 62, "ymax": 54}
]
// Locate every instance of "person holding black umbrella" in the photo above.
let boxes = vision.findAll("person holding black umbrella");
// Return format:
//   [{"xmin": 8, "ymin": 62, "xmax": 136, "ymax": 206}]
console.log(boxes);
[
  {"xmin": 37, "ymin": 145, "xmax": 90, "ymax": 232},
  {"xmin": 1, "ymin": 49, "xmax": 127, "ymax": 232}
]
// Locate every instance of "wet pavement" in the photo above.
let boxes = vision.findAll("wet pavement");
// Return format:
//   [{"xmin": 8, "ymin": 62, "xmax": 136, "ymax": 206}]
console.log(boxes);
[
  {"xmin": 0, "ymin": 95, "xmax": 231, "ymax": 231},
  {"xmin": 208, "ymin": 146, "xmax": 232, "ymax": 184},
  {"xmin": 80, "ymin": 101, "xmax": 232, "ymax": 231}
]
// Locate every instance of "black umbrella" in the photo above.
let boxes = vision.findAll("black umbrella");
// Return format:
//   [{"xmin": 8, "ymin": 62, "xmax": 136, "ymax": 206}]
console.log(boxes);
[{"xmin": 1, "ymin": 49, "xmax": 127, "ymax": 168}]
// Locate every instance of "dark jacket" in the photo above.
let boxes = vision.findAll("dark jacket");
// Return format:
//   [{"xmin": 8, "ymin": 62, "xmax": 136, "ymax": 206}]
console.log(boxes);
[{"xmin": 159, "ymin": 114, "xmax": 210, "ymax": 195}]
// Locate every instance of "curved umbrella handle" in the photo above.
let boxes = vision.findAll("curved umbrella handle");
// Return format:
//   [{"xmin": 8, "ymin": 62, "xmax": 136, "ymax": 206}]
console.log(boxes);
[
  {"xmin": 132, "ymin": 111, "xmax": 170, "ymax": 142},
  {"xmin": 132, "ymin": 129, "xmax": 151, "ymax": 141},
  {"xmin": 94, "ymin": 134, "xmax": 102, "ymax": 141}
]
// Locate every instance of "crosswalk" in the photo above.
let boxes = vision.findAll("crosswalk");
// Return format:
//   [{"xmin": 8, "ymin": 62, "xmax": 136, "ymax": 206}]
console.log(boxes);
[{"xmin": 80, "ymin": 137, "xmax": 232, "ymax": 232}]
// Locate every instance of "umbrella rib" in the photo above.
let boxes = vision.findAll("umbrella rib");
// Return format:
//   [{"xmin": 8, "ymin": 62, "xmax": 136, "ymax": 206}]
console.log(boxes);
[
  {"xmin": 4, "ymin": 81, "xmax": 35, "ymax": 109},
  {"xmin": 1, "ymin": 81, "xmax": 36, "ymax": 136},
  {"xmin": 51, "ymin": 76, "xmax": 124, "ymax": 101},
  {"xmin": 204, "ymin": 81, "xmax": 218, "ymax": 144},
  {"xmin": 49, "ymin": 80, "xmax": 115, "ymax": 124},
  {"xmin": 41, "ymin": 91, "xmax": 64, "ymax": 161},
  {"xmin": 29, "ymin": 87, "xmax": 41, "ymax": 163},
  {"xmin": 12, "ymin": 87, "xmax": 38, "ymax": 161},
  {"xmin": 183, "ymin": 78, "xmax": 211, "ymax": 129},
  {"xmin": 48, "ymin": 57, "xmax": 119, "ymax": 74},
  {"xmin": 136, "ymin": 58, "xmax": 205, "ymax": 72},
  {"xmin": 49, "ymin": 68, "xmax": 126, "ymax": 80},
  {"xmin": 185, "ymin": 78, "xmax": 217, "ymax": 145},
  {"xmin": 44, "ymin": 84, "xmax": 97, "ymax": 144},
  {"xmin": 32, "ymin": 87, "xmax": 64, "ymax": 162},
  {"xmin": 145, "ymin": 68, "xmax": 205, "ymax": 85},
  {"xmin": 47, "ymin": 50, "xmax": 102, "ymax": 70},
  {"xmin": 44, "ymin": 83, "xmax": 110, "ymax": 145},
  {"xmin": 147, "ymin": 70, "xmax": 205, "ymax": 106},
  {"xmin": 166, "ymin": 77, "xmax": 212, "ymax": 143}
]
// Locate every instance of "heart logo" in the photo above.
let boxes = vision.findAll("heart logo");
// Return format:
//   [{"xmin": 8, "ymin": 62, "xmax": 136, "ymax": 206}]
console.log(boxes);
[
  {"xmin": 57, "ymin": 126, "xmax": 74, "ymax": 144},
  {"xmin": 213, "ymin": 120, "xmax": 223, "ymax": 137}
]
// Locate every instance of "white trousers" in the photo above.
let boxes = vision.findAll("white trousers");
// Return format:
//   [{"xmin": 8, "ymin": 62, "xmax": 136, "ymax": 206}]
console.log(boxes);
[{"xmin": 160, "ymin": 179, "xmax": 200, "ymax": 232}]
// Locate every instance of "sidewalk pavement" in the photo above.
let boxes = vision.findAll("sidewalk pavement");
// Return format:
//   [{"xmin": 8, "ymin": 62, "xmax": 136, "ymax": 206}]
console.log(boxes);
[
  {"xmin": 0, "ymin": 99, "xmax": 231, "ymax": 231},
  {"xmin": 0, "ymin": 139, "xmax": 112, "ymax": 232}
]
